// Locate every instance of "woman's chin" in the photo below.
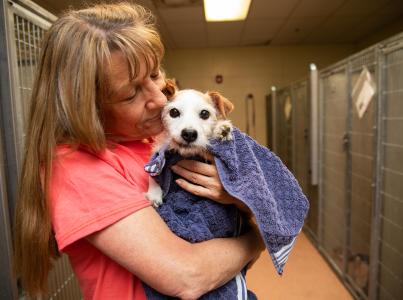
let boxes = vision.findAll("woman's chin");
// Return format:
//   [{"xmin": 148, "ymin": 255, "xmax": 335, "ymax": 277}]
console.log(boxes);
[{"xmin": 144, "ymin": 123, "xmax": 163, "ymax": 136}]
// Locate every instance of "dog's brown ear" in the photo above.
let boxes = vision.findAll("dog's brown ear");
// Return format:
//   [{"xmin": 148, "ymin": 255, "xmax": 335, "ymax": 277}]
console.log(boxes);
[
  {"xmin": 208, "ymin": 91, "xmax": 234, "ymax": 119},
  {"xmin": 162, "ymin": 79, "xmax": 178, "ymax": 100}
]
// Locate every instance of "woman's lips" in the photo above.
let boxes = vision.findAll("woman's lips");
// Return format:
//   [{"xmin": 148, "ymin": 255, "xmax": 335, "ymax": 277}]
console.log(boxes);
[{"xmin": 146, "ymin": 115, "xmax": 161, "ymax": 124}]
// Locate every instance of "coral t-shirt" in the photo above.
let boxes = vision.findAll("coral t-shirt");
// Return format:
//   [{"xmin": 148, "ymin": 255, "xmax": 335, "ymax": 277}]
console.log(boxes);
[{"xmin": 50, "ymin": 140, "xmax": 153, "ymax": 300}]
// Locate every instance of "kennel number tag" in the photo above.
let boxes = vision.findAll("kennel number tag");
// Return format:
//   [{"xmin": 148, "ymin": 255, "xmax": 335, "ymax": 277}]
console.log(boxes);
[{"xmin": 352, "ymin": 67, "xmax": 376, "ymax": 119}]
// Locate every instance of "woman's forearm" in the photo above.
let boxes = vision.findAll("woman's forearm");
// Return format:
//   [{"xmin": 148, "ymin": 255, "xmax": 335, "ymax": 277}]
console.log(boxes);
[
  {"xmin": 87, "ymin": 207, "xmax": 262, "ymax": 299},
  {"xmin": 185, "ymin": 230, "xmax": 260, "ymax": 298}
]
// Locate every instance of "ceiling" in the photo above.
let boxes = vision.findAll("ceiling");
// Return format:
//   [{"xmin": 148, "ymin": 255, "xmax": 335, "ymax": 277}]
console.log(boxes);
[{"xmin": 32, "ymin": 0, "xmax": 403, "ymax": 49}]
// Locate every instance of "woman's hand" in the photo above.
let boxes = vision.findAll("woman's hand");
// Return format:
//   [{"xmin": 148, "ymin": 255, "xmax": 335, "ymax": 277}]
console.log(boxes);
[{"xmin": 171, "ymin": 154, "xmax": 252, "ymax": 216}]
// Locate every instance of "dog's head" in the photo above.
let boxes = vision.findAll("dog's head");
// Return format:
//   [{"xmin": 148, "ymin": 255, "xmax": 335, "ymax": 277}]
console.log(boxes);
[{"xmin": 161, "ymin": 89, "xmax": 233, "ymax": 156}]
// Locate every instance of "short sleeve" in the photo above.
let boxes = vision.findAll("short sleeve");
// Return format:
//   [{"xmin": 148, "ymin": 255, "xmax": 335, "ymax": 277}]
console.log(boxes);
[{"xmin": 50, "ymin": 147, "xmax": 151, "ymax": 250}]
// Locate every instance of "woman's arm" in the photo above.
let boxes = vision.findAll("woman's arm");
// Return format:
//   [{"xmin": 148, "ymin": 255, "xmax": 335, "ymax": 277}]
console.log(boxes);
[{"xmin": 87, "ymin": 206, "xmax": 263, "ymax": 300}]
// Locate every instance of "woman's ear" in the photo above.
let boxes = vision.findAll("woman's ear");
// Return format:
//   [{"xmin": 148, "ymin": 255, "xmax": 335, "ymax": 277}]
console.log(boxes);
[
  {"xmin": 162, "ymin": 79, "xmax": 178, "ymax": 100},
  {"xmin": 208, "ymin": 91, "xmax": 234, "ymax": 119}
]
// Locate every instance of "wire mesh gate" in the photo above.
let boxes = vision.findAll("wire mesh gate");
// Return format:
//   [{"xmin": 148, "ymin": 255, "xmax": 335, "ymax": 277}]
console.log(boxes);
[
  {"xmin": 318, "ymin": 47, "xmax": 378, "ymax": 299},
  {"xmin": 3, "ymin": 1, "xmax": 82, "ymax": 299},
  {"xmin": 291, "ymin": 80, "xmax": 319, "ymax": 240},
  {"xmin": 376, "ymin": 37, "xmax": 403, "ymax": 300},
  {"xmin": 270, "ymin": 33, "xmax": 403, "ymax": 300},
  {"xmin": 318, "ymin": 40, "xmax": 403, "ymax": 300},
  {"xmin": 270, "ymin": 80, "xmax": 320, "ymax": 244},
  {"xmin": 272, "ymin": 87, "xmax": 293, "ymax": 169},
  {"xmin": 318, "ymin": 63, "xmax": 350, "ymax": 280}
]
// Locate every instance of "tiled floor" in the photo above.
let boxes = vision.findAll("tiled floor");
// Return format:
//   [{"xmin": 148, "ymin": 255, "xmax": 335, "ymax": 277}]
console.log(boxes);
[{"xmin": 246, "ymin": 232, "xmax": 353, "ymax": 300}]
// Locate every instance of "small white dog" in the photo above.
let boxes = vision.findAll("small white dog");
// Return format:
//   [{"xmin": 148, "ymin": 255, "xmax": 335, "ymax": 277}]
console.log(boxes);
[{"xmin": 145, "ymin": 80, "xmax": 234, "ymax": 207}]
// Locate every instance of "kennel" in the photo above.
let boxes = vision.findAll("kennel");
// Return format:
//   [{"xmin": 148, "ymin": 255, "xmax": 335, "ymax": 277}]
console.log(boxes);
[
  {"xmin": 291, "ymin": 80, "xmax": 309, "ymax": 186},
  {"xmin": 270, "ymin": 86, "xmax": 293, "ymax": 170},
  {"xmin": 0, "ymin": 0, "xmax": 82, "ymax": 298},
  {"xmin": 270, "ymin": 32, "xmax": 403, "ymax": 300},
  {"xmin": 318, "ymin": 37, "xmax": 403, "ymax": 300},
  {"xmin": 318, "ymin": 46, "xmax": 378, "ymax": 299},
  {"xmin": 375, "ymin": 34, "xmax": 403, "ymax": 300},
  {"xmin": 290, "ymin": 79, "xmax": 319, "ymax": 241},
  {"xmin": 269, "ymin": 78, "xmax": 320, "ymax": 242}
]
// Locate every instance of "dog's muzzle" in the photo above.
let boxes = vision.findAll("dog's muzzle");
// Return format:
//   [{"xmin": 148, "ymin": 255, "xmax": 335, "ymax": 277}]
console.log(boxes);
[{"xmin": 181, "ymin": 129, "xmax": 198, "ymax": 143}]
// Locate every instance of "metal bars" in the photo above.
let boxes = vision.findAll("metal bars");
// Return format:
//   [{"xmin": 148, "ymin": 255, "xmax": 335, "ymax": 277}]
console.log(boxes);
[
  {"xmin": 316, "ymin": 48, "xmax": 379, "ymax": 299},
  {"xmin": 376, "ymin": 39, "xmax": 403, "ymax": 300},
  {"xmin": 270, "ymin": 79, "xmax": 319, "ymax": 243},
  {"xmin": 8, "ymin": 2, "xmax": 48, "ymax": 167},
  {"xmin": 272, "ymin": 87, "xmax": 293, "ymax": 169},
  {"xmin": 3, "ymin": 1, "xmax": 82, "ymax": 299},
  {"xmin": 269, "ymin": 32, "xmax": 403, "ymax": 300},
  {"xmin": 0, "ymin": 0, "xmax": 22, "ymax": 298},
  {"xmin": 47, "ymin": 255, "xmax": 82, "ymax": 300},
  {"xmin": 319, "ymin": 67, "xmax": 350, "ymax": 275},
  {"xmin": 291, "ymin": 80, "xmax": 309, "ymax": 192}
]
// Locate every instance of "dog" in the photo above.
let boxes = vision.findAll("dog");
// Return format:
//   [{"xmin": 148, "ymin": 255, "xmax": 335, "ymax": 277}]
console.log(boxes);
[
  {"xmin": 143, "ymin": 81, "xmax": 258, "ymax": 299},
  {"xmin": 145, "ymin": 80, "xmax": 235, "ymax": 207}
]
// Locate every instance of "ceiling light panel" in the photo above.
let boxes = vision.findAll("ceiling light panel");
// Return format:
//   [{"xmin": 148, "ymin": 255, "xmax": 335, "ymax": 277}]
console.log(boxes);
[{"xmin": 204, "ymin": 0, "xmax": 252, "ymax": 22}]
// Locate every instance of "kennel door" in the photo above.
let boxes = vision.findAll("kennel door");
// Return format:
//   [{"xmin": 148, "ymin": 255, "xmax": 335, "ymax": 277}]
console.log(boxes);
[
  {"xmin": 377, "ymin": 40, "xmax": 403, "ymax": 300},
  {"xmin": 275, "ymin": 87, "xmax": 293, "ymax": 170},
  {"xmin": 5, "ymin": 1, "xmax": 83, "ymax": 299},
  {"xmin": 292, "ymin": 80, "xmax": 319, "ymax": 239},
  {"xmin": 319, "ymin": 67, "xmax": 349, "ymax": 271},
  {"xmin": 292, "ymin": 81, "xmax": 309, "ymax": 193},
  {"xmin": 347, "ymin": 51, "xmax": 378, "ymax": 297}
]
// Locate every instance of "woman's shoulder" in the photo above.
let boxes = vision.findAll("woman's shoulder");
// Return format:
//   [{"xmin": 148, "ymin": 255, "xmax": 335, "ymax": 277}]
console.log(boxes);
[
  {"xmin": 50, "ymin": 143, "xmax": 152, "ymax": 251},
  {"xmin": 55, "ymin": 140, "xmax": 152, "ymax": 161},
  {"xmin": 53, "ymin": 141, "xmax": 153, "ymax": 177},
  {"xmin": 54, "ymin": 144, "xmax": 102, "ymax": 167}
]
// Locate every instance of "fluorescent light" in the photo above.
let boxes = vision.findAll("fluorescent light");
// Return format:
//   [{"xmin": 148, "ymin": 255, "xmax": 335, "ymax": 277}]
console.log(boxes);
[{"xmin": 204, "ymin": 0, "xmax": 251, "ymax": 22}]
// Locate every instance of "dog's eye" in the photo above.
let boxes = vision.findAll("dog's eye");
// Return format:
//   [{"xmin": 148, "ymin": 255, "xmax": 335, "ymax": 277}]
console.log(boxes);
[
  {"xmin": 200, "ymin": 110, "xmax": 210, "ymax": 120},
  {"xmin": 169, "ymin": 108, "xmax": 180, "ymax": 118}
]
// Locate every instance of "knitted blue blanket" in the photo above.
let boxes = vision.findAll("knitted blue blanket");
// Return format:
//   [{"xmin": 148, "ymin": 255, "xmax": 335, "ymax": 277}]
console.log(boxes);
[{"xmin": 143, "ymin": 128, "xmax": 309, "ymax": 299}]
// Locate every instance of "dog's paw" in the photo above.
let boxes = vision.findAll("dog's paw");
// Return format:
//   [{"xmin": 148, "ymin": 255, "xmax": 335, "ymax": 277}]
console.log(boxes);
[
  {"xmin": 145, "ymin": 189, "xmax": 163, "ymax": 208},
  {"xmin": 214, "ymin": 120, "xmax": 233, "ymax": 141},
  {"xmin": 146, "ymin": 177, "xmax": 164, "ymax": 207}
]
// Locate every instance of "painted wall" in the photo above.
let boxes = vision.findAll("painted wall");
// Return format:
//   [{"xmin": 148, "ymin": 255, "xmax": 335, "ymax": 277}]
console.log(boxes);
[{"xmin": 163, "ymin": 45, "xmax": 355, "ymax": 146}]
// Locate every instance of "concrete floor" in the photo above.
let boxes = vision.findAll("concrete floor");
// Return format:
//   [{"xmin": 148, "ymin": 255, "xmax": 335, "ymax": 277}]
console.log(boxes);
[{"xmin": 246, "ymin": 232, "xmax": 353, "ymax": 300}]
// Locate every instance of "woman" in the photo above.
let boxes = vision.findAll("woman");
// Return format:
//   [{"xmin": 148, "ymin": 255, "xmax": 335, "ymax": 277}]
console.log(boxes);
[{"xmin": 13, "ymin": 2, "xmax": 263, "ymax": 299}]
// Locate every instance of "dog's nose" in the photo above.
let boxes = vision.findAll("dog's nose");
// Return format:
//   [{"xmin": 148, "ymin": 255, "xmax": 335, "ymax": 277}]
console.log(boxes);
[{"xmin": 181, "ymin": 129, "xmax": 198, "ymax": 143}]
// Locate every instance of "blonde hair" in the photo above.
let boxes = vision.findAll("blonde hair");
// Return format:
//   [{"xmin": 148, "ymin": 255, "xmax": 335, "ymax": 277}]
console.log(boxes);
[{"xmin": 13, "ymin": 2, "xmax": 164, "ymax": 297}]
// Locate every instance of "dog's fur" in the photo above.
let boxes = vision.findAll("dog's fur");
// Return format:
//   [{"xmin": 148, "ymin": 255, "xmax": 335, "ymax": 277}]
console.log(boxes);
[{"xmin": 145, "ymin": 80, "xmax": 234, "ymax": 207}]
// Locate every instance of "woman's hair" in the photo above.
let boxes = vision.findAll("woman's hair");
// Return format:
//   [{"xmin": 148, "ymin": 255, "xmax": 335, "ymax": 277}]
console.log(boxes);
[{"xmin": 13, "ymin": 2, "xmax": 164, "ymax": 297}]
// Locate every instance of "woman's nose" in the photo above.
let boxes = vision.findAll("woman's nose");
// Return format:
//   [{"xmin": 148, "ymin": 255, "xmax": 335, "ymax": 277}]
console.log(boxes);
[{"xmin": 144, "ymin": 79, "xmax": 167, "ymax": 108}]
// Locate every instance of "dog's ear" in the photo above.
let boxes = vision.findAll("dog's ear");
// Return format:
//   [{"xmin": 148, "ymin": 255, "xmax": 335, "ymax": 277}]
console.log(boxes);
[
  {"xmin": 162, "ymin": 79, "xmax": 178, "ymax": 100},
  {"xmin": 208, "ymin": 91, "xmax": 234, "ymax": 119}
]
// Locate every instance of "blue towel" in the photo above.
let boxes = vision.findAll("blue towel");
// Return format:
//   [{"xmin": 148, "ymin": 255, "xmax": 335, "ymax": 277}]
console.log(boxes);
[{"xmin": 143, "ymin": 127, "xmax": 309, "ymax": 299}]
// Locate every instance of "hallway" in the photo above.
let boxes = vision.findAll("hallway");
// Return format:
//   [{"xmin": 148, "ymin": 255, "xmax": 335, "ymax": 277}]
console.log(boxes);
[{"xmin": 247, "ymin": 232, "xmax": 353, "ymax": 300}]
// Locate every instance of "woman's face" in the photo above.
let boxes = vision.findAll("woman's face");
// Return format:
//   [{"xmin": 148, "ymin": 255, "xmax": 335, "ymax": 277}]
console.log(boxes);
[{"xmin": 102, "ymin": 51, "xmax": 167, "ymax": 141}]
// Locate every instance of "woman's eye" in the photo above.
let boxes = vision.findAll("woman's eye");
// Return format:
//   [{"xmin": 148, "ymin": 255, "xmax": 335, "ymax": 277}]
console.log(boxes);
[
  {"xmin": 123, "ymin": 92, "xmax": 137, "ymax": 102},
  {"xmin": 200, "ymin": 110, "xmax": 210, "ymax": 120},
  {"xmin": 150, "ymin": 71, "xmax": 160, "ymax": 80},
  {"xmin": 169, "ymin": 108, "xmax": 180, "ymax": 118},
  {"xmin": 122, "ymin": 86, "xmax": 139, "ymax": 102}
]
